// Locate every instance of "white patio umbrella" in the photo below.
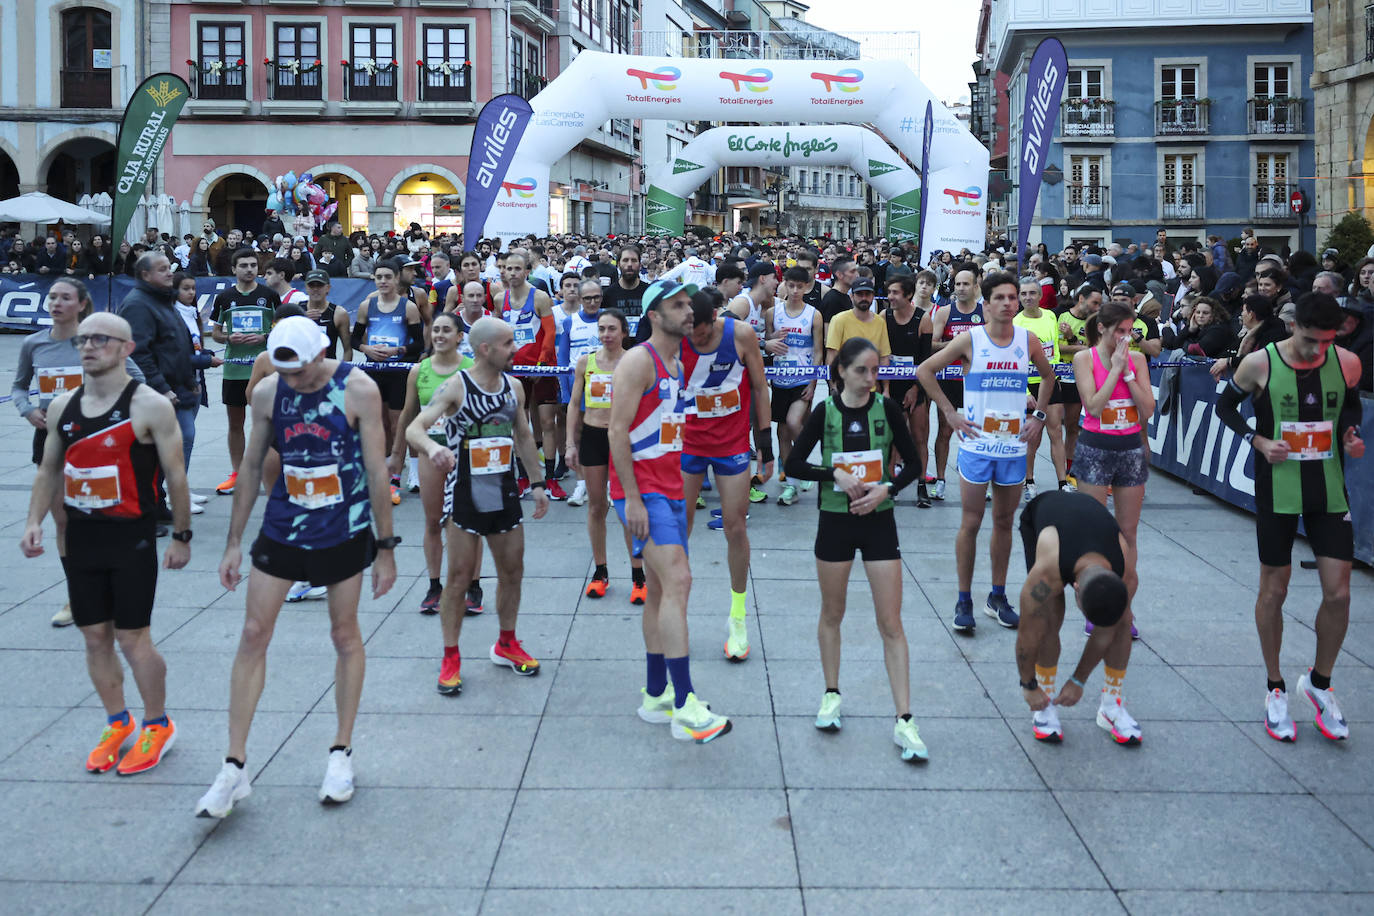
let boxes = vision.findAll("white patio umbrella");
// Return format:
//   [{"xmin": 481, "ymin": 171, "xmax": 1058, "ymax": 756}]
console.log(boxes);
[
  {"xmin": 0, "ymin": 191, "xmax": 111, "ymax": 225},
  {"xmin": 154, "ymin": 194, "xmax": 176, "ymax": 239}
]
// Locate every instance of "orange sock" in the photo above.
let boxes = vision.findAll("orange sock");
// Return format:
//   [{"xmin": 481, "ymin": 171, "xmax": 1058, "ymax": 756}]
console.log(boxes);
[
  {"xmin": 1102, "ymin": 665, "xmax": 1125, "ymax": 701},
  {"xmin": 1035, "ymin": 664, "xmax": 1056, "ymax": 696}
]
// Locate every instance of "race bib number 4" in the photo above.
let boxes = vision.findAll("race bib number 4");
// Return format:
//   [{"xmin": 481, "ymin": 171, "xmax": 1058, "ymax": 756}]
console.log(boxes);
[
  {"xmin": 37, "ymin": 366, "xmax": 83, "ymax": 398},
  {"xmin": 284, "ymin": 464, "xmax": 344, "ymax": 510},
  {"xmin": 832, "ymin": 449, "xmax": 883, "ymax": 491},
  {"xmin": 694, "ymin": 385, "xmax": 741, "ymax": 418},
  {"xmin": 982, "ymin": 411, "xmax": 1021, "ymax": 438},
  {"xmin": 468, "ymin": 436, "xmax": 513, "ymax": 475},
  {"xmin": 659, "ymin": 412, "xmax": 685, "ymax": 453},
  {"xmin": 1280, "ymin": 421, "xmax": 1333, "ymax": 461},
  {"xmin": 63, "ymin": 464, "xmax": 120, "ymax": 510},
  {"xmin": 1100, "ymin": 398, "xmax": 1139, "ymax": 431}
]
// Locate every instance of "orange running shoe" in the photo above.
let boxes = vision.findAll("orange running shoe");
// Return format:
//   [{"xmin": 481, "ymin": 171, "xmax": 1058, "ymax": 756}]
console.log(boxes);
[
  {"xmin": 115, "ymin": 719, "xmax": 176, "ymax": 775},
  {"xmin": 585, "ymin": 575, "xmax": 609, "ymax": 599},
  {"xmin": 438, "ymin": 651, "xmax": 462, "ymax": 695},
  {"xmin": 630, "ymin": 580, "xmax": 647, "ymax": 605},
  {"xmin": 86, "ymin": 716, "xmax": 136, "ymax": 773},
  {"xmin": 490, "ymin": 639, "xmax": 540, "ymax": 676},
  {"xmin": 390, "ymin": 481, "xmax": 402, "ymax": 506},
  {"xmin": 215, "ymin": 471, "xmax": 237, "ymax": 495}
]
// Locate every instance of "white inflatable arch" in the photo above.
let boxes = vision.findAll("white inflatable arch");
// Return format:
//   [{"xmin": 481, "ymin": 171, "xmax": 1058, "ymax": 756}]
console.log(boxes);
[
  {"xmin": 646, "ymin": 125, "xmax": 922, "ymax": 240},
  {"xmin": 486, "ymin": 51, "xmax": 988, "ymax": 250}
]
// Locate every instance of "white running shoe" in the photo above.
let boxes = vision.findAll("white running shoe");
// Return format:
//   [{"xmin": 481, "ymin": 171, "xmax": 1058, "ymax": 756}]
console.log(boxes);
[
  {"xmin": 1032, "ymin": 702, "xmax": 1063, "ymax": 742},
  {"xmin": 319, "ymin": 748, "xmax": 355, "ymax": 804},
  {"xmin": 670, "ymin": 692, "xmax": 732, "ymax": 743},
  {"xmin": 724, "ymin": 616, "xmax": 749, "ymax": 661},
  {"xmin": 51, "ymin": 602, "xmax": 74, "ymax": 627},
  {"xmin": 1096, "ymin": 697, "xmax": 1142, "ymax": 745},
  {"xmin": 195, "ymin": 761, "xmax": 252, "ymax": 818},
  {"xmin": 815, "ymin": 692, "xmax": 842, "ymax": 731},
  {"xmin": 932, "ymin": 479, "xmax": 946, "ymax": 500},
  {"xmin": 1024, "ymin": 481, "xmax": 1038, "ymax": 502},
  {"xmin": 637, "ymin": 684, "xmax": 675, "ymax": 724},
  {"xmin": 894, "ymin": 717, "xmax": 929, "ymax": 761},
  {"xmin": 190, "ymin": 493, "xmax": 209, "ymax": 505},
  {"xmin": 567, "ymin": 480, "xmax": 588, "ymax": 507},
  {"xmin": 1264, "ymin": 688, "xmax": 1296, "ymax": 742},
  {"xmin": 1298, "ymin": 671, "xmax": 1349, "ymax": 740},
  {"xmin": 285, "ymin": 581, "xmax": 327, "ymax": 602}
]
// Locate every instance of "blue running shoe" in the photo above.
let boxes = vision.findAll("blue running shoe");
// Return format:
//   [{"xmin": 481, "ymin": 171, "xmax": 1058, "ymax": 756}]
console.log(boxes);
[
  {"xmin": 952, "ymin": 598, "xmax": 976, "ymax": 633},
  {"xmin": 985, "ymin": 593, "xmax": 1019, "ymax": 629}
]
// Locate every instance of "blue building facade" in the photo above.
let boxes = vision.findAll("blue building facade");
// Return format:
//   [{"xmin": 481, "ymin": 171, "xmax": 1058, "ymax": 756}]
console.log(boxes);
[{"xmin": 990, "ymin": 0, "xmax": 1315, "ymax": 256}]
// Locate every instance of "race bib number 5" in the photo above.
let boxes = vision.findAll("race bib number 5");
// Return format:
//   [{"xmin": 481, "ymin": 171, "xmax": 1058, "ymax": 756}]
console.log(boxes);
[
  {"xmin": 832, "ymin": 449, "xmax": 883, "ymax": 491},
  {"xmin": 468, "ymin": 436, "xmax": 513, "ymax": 475},
  {"xmin": 1280, "ymin": 420, "xmax": 1333, "ymax": 461},
  {"xmin": 694, "ymin": 385, "xmax": 741, "ymax": 419},
  {"xmin": 63, "ymin": 464, "xmax": 120, "ymax": 510},
  {"xmin": 284, "ymin": 464, "xmax": 344, "ymax": 510}
]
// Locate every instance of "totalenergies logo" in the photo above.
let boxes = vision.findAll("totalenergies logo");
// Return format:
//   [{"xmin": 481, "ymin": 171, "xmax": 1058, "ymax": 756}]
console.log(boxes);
[
  {"xmin": 501, "ymin": 177, "xmax": 537, "ymax": 198},
  {"xmin": 943, "ymin": 186, "xmax": 982, "ymax": 205},
  {"xmin": 719, "ymin": 68, "xmax": 773, "ymax": 93},
  {"xmin": 627, "ymin": 66, "xmax": 681, "ymax": 90},
  {"xmin": 811, "ymin": 69, "xmax": 863, "ymax": 92}
]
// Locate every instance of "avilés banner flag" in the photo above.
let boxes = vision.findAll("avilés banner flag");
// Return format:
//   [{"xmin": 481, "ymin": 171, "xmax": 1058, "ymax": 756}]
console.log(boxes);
[
  {"xmin": 463, "ymin": 94, "xmax": 534, "ymax": 244},
  {"xmin": 915, "ymin": 100, "xmax": 933, "ymax": 264},
  {"xmin": 1015, "ymin": 38, "xmax": 1068, "ymax": 270},
  {"xmin": 111, "ymin": 73, "xmax": 191, "ymax": 246}
]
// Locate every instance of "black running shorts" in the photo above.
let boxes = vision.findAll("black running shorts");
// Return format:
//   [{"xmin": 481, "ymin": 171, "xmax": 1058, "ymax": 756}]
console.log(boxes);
[
  {"xmin": 1255, "ymin": 510, "xmax": 1354, "ymax": 568},
  {"xmin": 814, "ymin": 508, "xmax": 901, "ymax": 562},
  {"xmin": 579, "ymin": 423, "xmax": 611, "ymax": 467},
  {"xmin": 62, "ymin": 521, "xmax": 159, "ymax": 630},
  {"xmin": 250, "ymin": 529, "xmax": 377, "ymax": 586}
]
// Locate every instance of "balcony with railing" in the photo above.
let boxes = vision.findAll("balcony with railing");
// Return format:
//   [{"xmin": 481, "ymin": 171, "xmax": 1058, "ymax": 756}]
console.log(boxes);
[
  {"xmin": 1253, "ymin": 182, "xmax": 1294, "ymax": 219},
  {"xmin": 1155, "ymin": 99, "xmax": 1210, "ymax": 137},
  {"xmin": 344, "ymin": 61, "xmax": 398, "ymax": 104},
  {"xmin": 1248, "ymin": 98, "xmax": 1303, "ymax": 135},
  {"xmin": 517, "ymin": 68, "xmax": 546, "ymax": 101},
  {"xmin": 1161, "ymin": 184, "xmax": 1204, "ymax": 221},
  {"xmin": 1067, "ymin": 184, "xmax": 1109, "ymax": 221},
  {"xmin": 60, "ymin": 69, "xmax": 112, "ymax": 108},
  {"xmin": 267, "ymin": 60, "xmax": 322, "ymax": 102},
  {"xmin": 417, "ymin": 61, "xmax": 472, "ymax": 103},
  {"xmin": 510, "ymin": 0, "xmax": 557, "ymax": 32},
  {"xmin": 188, "ymin": 60, "xmax": 246, "ymax": 101},
  {"xmin": 1061, "ymin": 98, "xmax": 1114, "ymax": 138}
]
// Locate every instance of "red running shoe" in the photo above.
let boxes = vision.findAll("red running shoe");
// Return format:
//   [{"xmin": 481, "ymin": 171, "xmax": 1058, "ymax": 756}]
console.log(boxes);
[
  {"xmin": 490, "ymin": 639, "xmax": 540, "ymax": 676},
  {"xmin": 547, "ymin": 479, "xmax": 568, "ymax": 501}
]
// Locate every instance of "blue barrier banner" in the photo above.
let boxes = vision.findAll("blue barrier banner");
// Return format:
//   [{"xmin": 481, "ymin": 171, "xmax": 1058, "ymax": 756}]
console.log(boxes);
[
  {"xmin": 1146, "ymin": 365, "xmax": 1374, "ymax": 565},
  {"xmin": 0, "ymin": 275, "xmax": 384, "ymax": 330}
]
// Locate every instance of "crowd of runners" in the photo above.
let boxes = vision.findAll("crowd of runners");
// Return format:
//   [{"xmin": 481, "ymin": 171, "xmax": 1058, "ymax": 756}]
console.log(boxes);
[{"xmin": 11, "ymin": 229, "xmax": 1366, "ymax": 814}]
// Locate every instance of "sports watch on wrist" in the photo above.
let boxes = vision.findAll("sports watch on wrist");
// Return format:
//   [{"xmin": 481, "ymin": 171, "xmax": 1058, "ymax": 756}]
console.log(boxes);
[
  {"xmin": 375, "ymin": 535, "xmax": 402, "ymax": 550},
  {"xmin": 171, "ymin": 529, "xmax": 192, "ymax": 543},
  {"xmin": 1031, "ymin": 409, "xmax": 1047, "ymax": 422}
]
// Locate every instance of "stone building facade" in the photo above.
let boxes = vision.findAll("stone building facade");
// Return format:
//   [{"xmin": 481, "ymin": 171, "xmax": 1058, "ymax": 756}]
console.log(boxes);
[{"xmin": 1313, "ymin": 0, "xmax": 1374, "ymax": 238}]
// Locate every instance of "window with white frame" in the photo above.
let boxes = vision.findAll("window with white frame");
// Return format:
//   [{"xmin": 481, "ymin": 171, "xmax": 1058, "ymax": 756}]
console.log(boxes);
[
  {"xmin": 1064, "ymin": 66, "xmax": 1109, "ymax": 136},
  {"xmin": 195, "ymin": 21, "xmax": 247, "ymax": 100},
  {"xmin": 1252, "ymin": 63, "xmax": 1294, "ymax": 133},
  {"xmin": 1160, "ymin": 66, "xmax": 1197, "ymax": 100},
  {"xmin": 1254, "ymin": 152, "xmax": 1291, "ymax": 217},
  {"xmin": 1161, "ymin": 153, "xmax": 1199, "ymax": 219},
  {"xmin": 1067, "ymin": 154, "xmax": 1105, "ymax": 219}
]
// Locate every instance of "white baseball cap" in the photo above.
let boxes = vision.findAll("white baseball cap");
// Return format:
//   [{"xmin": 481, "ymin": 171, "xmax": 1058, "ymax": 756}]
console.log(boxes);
[{"xmin": 266, "ymin": 315, "xmax": 328, "ymax": 369}]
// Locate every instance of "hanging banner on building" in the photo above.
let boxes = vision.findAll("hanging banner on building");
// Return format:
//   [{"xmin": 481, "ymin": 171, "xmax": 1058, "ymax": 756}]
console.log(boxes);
[
  {"xmin": 1015, "ymin": 38, "xmax": 1067, "ymax": 269},
  {"xmin": 464, "ymin": 93, "xmax": 534, "ymax": 243},
  {"xmin": 111, "ymin": 73, "xmax": 191, "ymax": 248},
  {"xmin": 915, "ymin": 100, "xmax": 933, "ymax": 263}
]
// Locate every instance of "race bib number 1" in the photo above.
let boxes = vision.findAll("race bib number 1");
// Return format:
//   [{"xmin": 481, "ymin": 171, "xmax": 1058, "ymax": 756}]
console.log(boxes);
[
  {"xmin": 1280, "ymin": 420, "xmax": 1333, "ymax": 461},
  {"xmin": 63, "ymin": 464, "xmax": 120, "ymax": 510},
  {"xmin": 284, "ymin": 464, "xmax": 344, "ymax": 510},
  {"xmin": 832, "ymin": 449, "xmax": 883, "ymax": 491}
]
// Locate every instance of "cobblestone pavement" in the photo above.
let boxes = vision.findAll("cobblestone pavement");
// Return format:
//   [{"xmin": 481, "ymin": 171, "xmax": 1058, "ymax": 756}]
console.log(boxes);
[{"xmin": 1, "ymin": 336, "xmax": 1371, "ymax": 914}]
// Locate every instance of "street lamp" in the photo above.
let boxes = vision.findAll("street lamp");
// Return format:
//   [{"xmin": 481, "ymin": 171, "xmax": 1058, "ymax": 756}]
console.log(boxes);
[{"xmin": 768, "ymin": 178, "xmax": 797, "ymax": 236}]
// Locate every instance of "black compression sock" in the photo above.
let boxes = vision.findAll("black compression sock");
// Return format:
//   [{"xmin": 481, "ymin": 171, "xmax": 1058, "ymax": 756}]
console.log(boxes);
[
  {"xmin": 631, "ymin": 567, "xmax": 646, "ymax": 585},
  {"xmin": 593, "ymin": 564, "xmax": 609, "ymax": 580},
  {"xmin": 428, "ymin": 578, "xmax": 442, "ymax": 593},
  {"xmin": 1267, "ymin": 678, "xmax": 1287, "ymax": 693},
  {"xmin": 899, "ymin": 713, "xmax": 913, "ymax": 722},
  {"xmin": 469, "ymin": 579, "xmax": 480, "ymax": 591},
  {"xmin": 226, "ymin": 756, "xmax": 244, "ymax": 768},
  {"xmin": 1309, "ymin": 671, "xmax": 1331, "ymax": 691},
  {"xmin": 825, "ymin": 687, "xmax": 840, "ymax": 695}
]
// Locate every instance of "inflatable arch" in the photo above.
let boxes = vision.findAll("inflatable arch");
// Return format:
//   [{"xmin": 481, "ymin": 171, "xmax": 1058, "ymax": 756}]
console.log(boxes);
[
  {"xmin": 486, "ymin": 51, "xmax": 988, "ymax": 251},
  {"xmin": 646, "ymin": 125, "xmax": 922, "ymax": 241}
]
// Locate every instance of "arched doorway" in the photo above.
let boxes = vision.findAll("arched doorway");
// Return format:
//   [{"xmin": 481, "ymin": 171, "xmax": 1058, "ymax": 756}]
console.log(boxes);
[
  {"xmin": 1364, "ymin": 114, "xmax": 1374, "ymax": 223},
  {"xmin": 310, "ymin": 172, "xmax": 368, "ymax": 234},
  {"xmin": 45, "ymin": 137, "xmax": 115, "ymax": 202},
  {"xmin": 0, "ymin": 151, "xmax": 18, "ymax": 200},
  {"xmin": 206, "ymin": 172, "xmax": 271, "ymax": 236},
  {"xmin": 394, "ymin": 172, "xmax": 460, "ymax": 235},
  {"xmin": 61, "ymin": 7, "xmax": 113, "ymax": 108}
]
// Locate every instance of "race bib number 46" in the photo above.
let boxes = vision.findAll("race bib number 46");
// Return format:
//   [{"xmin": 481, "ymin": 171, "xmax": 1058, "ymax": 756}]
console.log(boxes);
[
  {"xmin": 1280, "ymin": 420, "xmax": 1333, "ymax": 461},
  {"xmin": 63, "ymin": 464, "xmax": 120, "ymax": 510},
  {"xmin": 284, "ymin": 464, "xmax": 344, "ymax": 510},
  {"xmin": 832, "ymin": 449, "xmax": 883, "ymax": 491}
]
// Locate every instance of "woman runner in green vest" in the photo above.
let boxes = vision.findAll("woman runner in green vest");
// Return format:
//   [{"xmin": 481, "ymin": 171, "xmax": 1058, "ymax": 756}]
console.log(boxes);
[{"xmin": 784, "ymin": 337, "xmax": 928, "ymax": 762}]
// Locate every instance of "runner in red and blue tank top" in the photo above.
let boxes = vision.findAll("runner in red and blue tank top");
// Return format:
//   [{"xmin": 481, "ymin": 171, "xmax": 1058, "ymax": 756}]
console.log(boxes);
[
  {"xmin": 679, "ymin": 304, "xmax": 772, "ymax": 663},
  {"xmin": 608, "ymin": 280, "xmax": 732, "ymax": 744}
]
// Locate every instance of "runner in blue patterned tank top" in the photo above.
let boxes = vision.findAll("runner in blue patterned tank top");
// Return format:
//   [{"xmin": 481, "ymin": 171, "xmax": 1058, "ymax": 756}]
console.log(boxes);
[{"xmin": 197, "ymin": 316, "xmax": 398, "ymax": 819}]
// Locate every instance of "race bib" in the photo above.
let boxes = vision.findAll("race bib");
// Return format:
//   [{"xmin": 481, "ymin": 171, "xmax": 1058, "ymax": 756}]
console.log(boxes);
[
  {"xmin": 1100, "ymin": 398, "xmax": 1139, "ymax": 431},
  {"xmin": 694, "ymin": 385, "xmax": 741, "ymax": 418},
  {"xmin": 587, "ymin": 373, "xmax": 614, "ymax": 404},
  {"xmin": 37, "ymin": 366, "xmax": 83, "ymax": 399},
  {"xmin": 63, "ymin": 464, "xmax": 120, "ymax": 510},
  {"xmin": 426, "ymin": 418, "xmax": 448, "ymax": 441},
  {"xmin": 982, "ymin": 410, "xmax": 1021, "ymax": 438},
  {"xmin": 659, "ymin": 411, "xmax": 685, "ymax": 453},
  {"xmin": 283, "ymin": 464, "xmax": 343, "ymax": 510},
  {"xmin": 367, "ymin": 332, "xmax": 400, "ymax": 350},
  {"xmin": 231, "ymin": 311, "xmax": 264, "ymax": 334},
  {"xmin": 1280, "ymin": 420, "xmax": 1333, "ymax": 461},
  {"xmin": 468, "ymin": 436, "xmax": 513, "ymax": 475},
  {"xmin": 832, "ymin": 448, "xmax": 883, "ymax": 491},
  {"xmin": 513, "ymin": 325, "xmax": 536, "ymax": 346},
  {"xmin": 889, "ymin": 355, "xmax": 915, "ymax": 367}
]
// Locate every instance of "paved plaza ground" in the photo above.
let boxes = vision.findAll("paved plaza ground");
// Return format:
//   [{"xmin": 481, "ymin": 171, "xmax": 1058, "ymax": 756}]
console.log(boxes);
[{"xmin": 0, "ymin": 335, "xmax": 1371, "ymax": 914}]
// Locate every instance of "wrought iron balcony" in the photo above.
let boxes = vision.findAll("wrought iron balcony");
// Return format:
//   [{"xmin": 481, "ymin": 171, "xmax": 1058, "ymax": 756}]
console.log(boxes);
[
  {"xmin": 1161, "ymin": 184, "xmax": 1204, "ymax": 220},
  {"xmin": 345, "ymin": 62, "xmax": 397, "ymax": 102},
  {"xmin": 1067, "ymin": 184, "xmax": 1109, "ymax": 221},
  {"xmin": 1061, "ymin": 98, "xmax": 1114, "ymax": 138},
  {"xmin": 190, "ymin": 62, "xmax": 246, "ymax": 101},
  {"xmin": 60, "ymin": 68, "xmax": 112, "ymax": 108},
  {"xmin": 1253, "ymin": 182, "xmax": 1294, "ymax": 219},
  {"xmin": 1248, "ymin": 98, "xmax": 1303, "ymax": 135},
  {"xmin": 1155, "ymin": 99, "xmax": 1210, "ymax": 137}
]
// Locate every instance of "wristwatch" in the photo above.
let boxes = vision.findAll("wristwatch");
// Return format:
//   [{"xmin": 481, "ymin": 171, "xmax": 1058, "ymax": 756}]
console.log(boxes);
[
  {"xmin": 1030, "ymin": 409, "xmax": 1047, "ymax": 422},
  {"xmin": 1020, "ymin": 676, "xmax": 1041, "ymax": 691},
  {"xmin": 375, "ymin": 535, "xmax": 402, "ymax": 550},
  {"xmin": 171, "ymin": 529, "xmax": 192, "ymax": 543}
]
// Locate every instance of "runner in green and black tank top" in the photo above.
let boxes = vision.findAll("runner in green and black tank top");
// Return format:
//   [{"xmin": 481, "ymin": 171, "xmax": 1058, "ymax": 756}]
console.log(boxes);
[
  {"xmin": 1215, "ymin": 292, "xmax": 1366, "ymax": 744},
  {"xmin": 781, "ymin": 338, "xmax": 929, "ymax": 761},
  {"xmin": 1250, "ymin": 342, "xmax": 1349, "ymax": 515}
]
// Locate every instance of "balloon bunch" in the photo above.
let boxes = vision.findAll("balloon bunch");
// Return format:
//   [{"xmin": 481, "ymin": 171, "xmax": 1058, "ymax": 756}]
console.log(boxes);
[{"xmin": 266, "ymin": 171, "xmax": 338, "ymax": 228}]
